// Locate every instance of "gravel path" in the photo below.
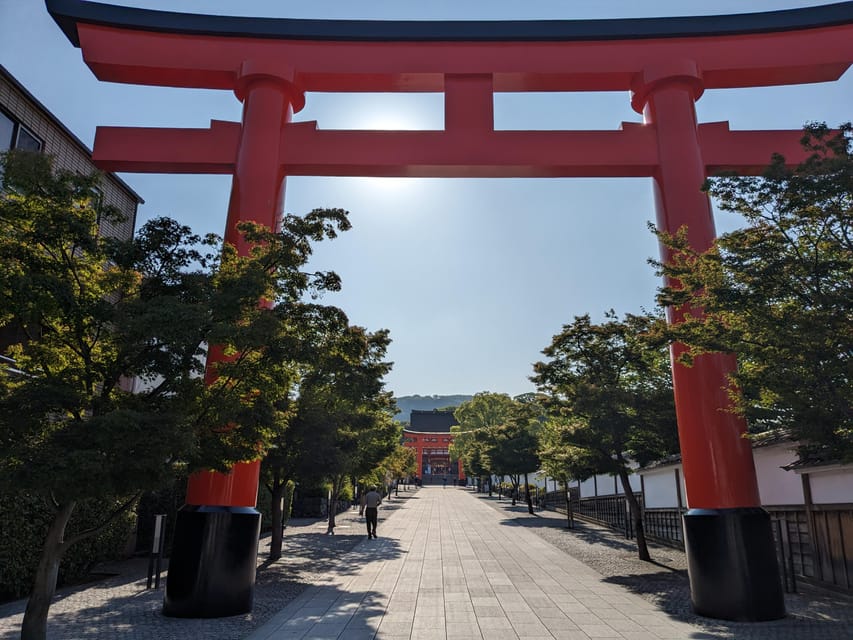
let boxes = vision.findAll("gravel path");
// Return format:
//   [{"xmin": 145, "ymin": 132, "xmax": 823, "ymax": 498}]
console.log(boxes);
[{"xmin": 479, "ymin": 492, "xmax": 853, "ymax": 640}]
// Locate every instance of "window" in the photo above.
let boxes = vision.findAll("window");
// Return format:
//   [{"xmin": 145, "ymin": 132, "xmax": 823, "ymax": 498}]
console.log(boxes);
[
  {"xmin": 0, "ymin": 109, "xmax": 43, "ymax": 152},
  {"xmin": 16, "ymin": 126, "xmax": 42, "ymax": 152},
  {"xmin": 0, "ymin": 112, "xmax": 13, "ymax": 150}
]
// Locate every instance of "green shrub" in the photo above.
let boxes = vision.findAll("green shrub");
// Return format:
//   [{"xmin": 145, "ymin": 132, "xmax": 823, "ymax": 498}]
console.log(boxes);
[
  {"xmin": 282, "ymin": 480, "xmax": 295, "ymax": 525},
  {"xmin": 0, "ymin": 493, "xmax": 135, "ymax": 602},
  {"xmin": 256, "ymin": 482, "xmax": 273, "ymax": 533},
  {"xmin": 337, "ymin": 482, "xmax": 354, "ymax": 502}
]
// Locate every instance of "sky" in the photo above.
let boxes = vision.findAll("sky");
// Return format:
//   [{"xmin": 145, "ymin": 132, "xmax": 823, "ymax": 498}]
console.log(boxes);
[{"xmin": 1, "ymin": 0, "xmax": 851, "ymax": 398}]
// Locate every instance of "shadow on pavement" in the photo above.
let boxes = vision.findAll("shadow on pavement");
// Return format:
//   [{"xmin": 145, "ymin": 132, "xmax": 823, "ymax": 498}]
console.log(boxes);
[
  {"xmin": 476, "ymin": 490, "xmax": 853, "ymax": 640},
  {"xmin": 0, "ymin": 497, "xmax": 411, "ymax": 640}
]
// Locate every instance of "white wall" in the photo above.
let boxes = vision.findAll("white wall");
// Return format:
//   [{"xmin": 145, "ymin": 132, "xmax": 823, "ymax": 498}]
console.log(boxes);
[
  {"xmin": 595, "ymin": 473, "xmax": 619, "ymax": 496},
  {"xmin": 637, "ymin": 446, "xmax": 853, "ymax": 509},
  {"xmin": 579, "ymin": 476, "xmax": 596, "ymax": 498},
  {"xmin": 810, "ymin": 468, "xmax": 853, "ymax": 504},
  {"xmin": 754, "ymin": 444, "xmax": 803, "ymax": 505},
  {"xmin": 643, "ymin": 466, "xmax": 682, "ymax": 508},
  {"xmin": 528, "ymin": 471, "xmax": 548, "ymax": 489}
]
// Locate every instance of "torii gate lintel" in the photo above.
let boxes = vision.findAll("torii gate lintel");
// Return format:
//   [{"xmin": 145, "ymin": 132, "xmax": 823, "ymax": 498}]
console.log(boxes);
[{"xmin": 92, "ymin": 119, "xmax": 810, "ymax": 178}]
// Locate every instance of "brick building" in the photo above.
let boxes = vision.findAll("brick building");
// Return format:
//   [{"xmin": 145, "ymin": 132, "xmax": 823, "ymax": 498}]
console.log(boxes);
[
  {"xmin": 403, "ymin": 409, "xmax": 465, "ymax": 485},
  {"xmin": 0, "ymin": 65, "xmax": 141, "ymax": 241},
  {"xmin": 1, "ymin": 64, "xmax": 143, "ymax": 357}
]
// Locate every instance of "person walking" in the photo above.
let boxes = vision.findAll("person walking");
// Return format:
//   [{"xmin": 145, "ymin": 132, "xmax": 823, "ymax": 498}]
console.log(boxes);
[{"xmin": 364, "ymin": 485, "xmax": 382, "ymax": 539}]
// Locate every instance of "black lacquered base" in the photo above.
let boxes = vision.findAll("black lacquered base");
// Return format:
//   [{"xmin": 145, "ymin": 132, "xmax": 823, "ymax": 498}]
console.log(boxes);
[
  {"xmin": 163, "ymin": 505, "xmax": 261, "ymax": 618},
  {"xmin": 683, "ymin": 507, "xmax": 785, "ymax": 622}
]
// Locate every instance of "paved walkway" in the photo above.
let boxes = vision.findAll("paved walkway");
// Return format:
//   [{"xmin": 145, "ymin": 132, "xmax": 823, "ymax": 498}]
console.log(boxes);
[
  {"xmin": 249, "ymin": 487, "xmax": 701, "ymax": 640},
  {"xmin": 2, "ymin": 486, "xmax": 850, "ymax": 639}
]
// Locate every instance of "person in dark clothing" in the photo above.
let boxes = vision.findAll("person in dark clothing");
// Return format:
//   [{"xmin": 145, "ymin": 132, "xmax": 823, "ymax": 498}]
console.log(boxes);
[{"xmin": 363, "ymin": 485, "xmax": 382, "ymax": 539}]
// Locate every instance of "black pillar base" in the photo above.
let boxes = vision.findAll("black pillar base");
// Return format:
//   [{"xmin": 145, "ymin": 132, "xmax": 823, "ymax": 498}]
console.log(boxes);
[
  {"xmin": 163, "ymin": 505, "xmax": 261, "ymax": 618},
  {"xmin": 683, "ymin": 507, "xmax": 786, "ymax": 622}
]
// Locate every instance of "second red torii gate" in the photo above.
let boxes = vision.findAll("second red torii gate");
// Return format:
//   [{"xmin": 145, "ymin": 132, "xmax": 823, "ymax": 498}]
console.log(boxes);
[{"xmin": 48, "ymin": 0, "xmax": 853, "ymax": 624}]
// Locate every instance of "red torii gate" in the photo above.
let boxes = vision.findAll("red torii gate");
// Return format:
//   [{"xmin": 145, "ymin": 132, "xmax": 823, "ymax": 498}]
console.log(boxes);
[{"xmin": 48, "ymin": 0, "xmax": 853, "ymax": 623}]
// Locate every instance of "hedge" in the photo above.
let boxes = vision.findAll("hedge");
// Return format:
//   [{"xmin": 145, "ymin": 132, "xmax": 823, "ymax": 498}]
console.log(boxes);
[{"xmin": 0, "ymin": 492, "xmax": 135, "ymax": 602}]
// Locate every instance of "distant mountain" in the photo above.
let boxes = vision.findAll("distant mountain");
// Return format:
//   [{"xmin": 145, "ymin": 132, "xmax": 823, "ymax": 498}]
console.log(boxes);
[{"xmin": 393, "ymin": 394, "xmax": 473, "ymax": 422}]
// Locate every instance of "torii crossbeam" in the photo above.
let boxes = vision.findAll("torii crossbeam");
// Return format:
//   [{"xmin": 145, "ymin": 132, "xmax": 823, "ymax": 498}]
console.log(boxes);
[{"xmin": 48, "ymin": 0, "xmax": 853, "ymax": 623}]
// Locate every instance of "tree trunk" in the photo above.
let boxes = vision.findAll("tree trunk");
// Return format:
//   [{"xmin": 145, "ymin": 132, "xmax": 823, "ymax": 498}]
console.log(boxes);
[
  {"xmin": 617, "ymin": 467, "xmax": 650, "ymax": 562},
  {"xmin": 21, "ymin": 501, "xmax": 76, "ymax": 640},
  {"xmin": 327, "ymin": 476, "xmax": 342, "ymax": 534},
  {"xmin": 563, "ymin": 481, "xmax": 574, "ymax": 529},
  {"xmin": 510, "ymin": 476, "xmax": 519, "ymax": 506},
  {"xmin": 524, "ymin": 472, "xmax": 534, "ymax": 514},
  {"xmin": 269, "ymin": 477, "xmax": 286, "ymax": 561}
]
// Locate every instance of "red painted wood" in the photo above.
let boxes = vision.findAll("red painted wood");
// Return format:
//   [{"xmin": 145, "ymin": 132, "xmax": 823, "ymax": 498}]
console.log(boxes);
[
  {"xmin": 403, "ymin": 430, "xmax": 465, "ymax": 481},
  {"xmin": 186, "ymin": 68, "xmax": 299, "ymax": 508},
  {"xmin": 186, "ymin": 460, "xmax": 261, "ymax": 507},
  {"xmin": 636, "ymin": 68, "xmax": 760, "ymax": 509},
  {"xmin": 92, "ymin": 121, "xmax": 810, "ymax": 178},
  {"xmin": 76, "ymin": 22, "xmax": 852, "ymax": 93}
]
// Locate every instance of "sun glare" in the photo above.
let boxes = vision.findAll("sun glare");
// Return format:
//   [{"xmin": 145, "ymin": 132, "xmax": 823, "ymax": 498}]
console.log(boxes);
[{"xmin": 354, "ymin": 109, "xmax": 436, "ymax": 131}]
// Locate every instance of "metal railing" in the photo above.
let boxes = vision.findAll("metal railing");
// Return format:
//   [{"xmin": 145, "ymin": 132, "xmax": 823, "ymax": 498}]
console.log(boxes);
[{"xmin": 540, "ymin": 488, "xmax": 853, "ymax": 594}]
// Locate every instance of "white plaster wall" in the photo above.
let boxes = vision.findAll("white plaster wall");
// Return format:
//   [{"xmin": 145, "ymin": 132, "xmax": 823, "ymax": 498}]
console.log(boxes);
[
  {"xmin": 595, "ymin": 473, "xmax": 619, "ymax": 496},
  {"xmin": 528, "ymin": 471, "xmax": 548, "ymax": 489},
  {"xmin": 642, "ymin": 467, "xmax": 681, "ymax": 508},
  {"xmin": 579, "ymin": 477, "xmax": 596, "ymax": 498},
  {"xmin": 754, "ymin": 445, "xmax": 803, "ymax": 505},
  {"xmin": 810, "ymin": 468, "xmax": 853, "ymax": 504}
]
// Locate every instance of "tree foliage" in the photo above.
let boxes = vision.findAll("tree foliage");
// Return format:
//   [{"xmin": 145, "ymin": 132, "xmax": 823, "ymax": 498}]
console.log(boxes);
[
  {"xmin": 376, "ymin": 444, "xmax": 418, "ymax": 486},
  {"xmin": 451, "ymin": 392, "xmax": 542, "ymax": 509},
  {"xmin": 0, "ymin": 151, "xmax": 349, "ymax": 638},
  {"xmin": 450, "ymin": 392, "xmax": 516, "ymax": 481},
  {"xmin": 261, "ymin": 320, "xmax": 398, "ymax": 538},
  {"xmin": 532, "ymin": 310, "xmax": 679, "ymax": 560},
  {"xmin": 653, "ymin": 123, "xmax": 853, "ymax": 461},
  {"xmin": 533, "ymin": 312, "xmax": 679, "ymax": 468}
]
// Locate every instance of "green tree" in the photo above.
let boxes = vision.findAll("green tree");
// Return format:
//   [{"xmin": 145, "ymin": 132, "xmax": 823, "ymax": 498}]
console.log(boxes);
[
  {"xmin": 451, "ymin": 392, "xmax": 515, "ymax": 493},
  {"xmin": 271, "ymin": 326, "xmax": 398, "ymax": 537},
  {"xmin": 0, "ymin": 151, "xmax": 349, "ymax": 639},
  {"xmin": 484, "ymin": 399, "xmax": 542, "ymax": 514},
  {"xmin": 451, "ymin": 392, "xmax": 541, "ymax": 512},
  {"xmin": 653, "ymin": 123, "xmax": 852, "ymax": 462},
  {"xmin": 538, "ymin": 417, "xmax": 600, "ymax": 528},
  {"xmin": 532, "ymin": 311, "xmax": 679, "ymax": 561},
  {"xmin": 377, "ymin": 445, "xmax": 417, "ymax": 495},
  {"xmin": 257, "ymin": 303, "xmax": 351, "ymax": 559}
]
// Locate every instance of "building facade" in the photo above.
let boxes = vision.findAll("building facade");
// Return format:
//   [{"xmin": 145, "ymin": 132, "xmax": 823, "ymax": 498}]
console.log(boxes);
[
  {"xmin": 1, "ymin": 65, "xmax": 143, "ymax": 359},
  {"xmin": 0, "ymin": 65, "xmax": 141, "ymax": 241},
  {"xmin": 402, "ymin": 409, "xmax": 465, "ymax": 485}
]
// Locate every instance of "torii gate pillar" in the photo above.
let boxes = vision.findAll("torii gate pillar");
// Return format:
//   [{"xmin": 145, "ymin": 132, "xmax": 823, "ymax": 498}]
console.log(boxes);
[
  {"xmin": 164, "ymin": 64, "xmax": 302, "ymax": 618},
  {"xmin": 633, "ymin": 62, "xmax": 784, "ymax": 621}
]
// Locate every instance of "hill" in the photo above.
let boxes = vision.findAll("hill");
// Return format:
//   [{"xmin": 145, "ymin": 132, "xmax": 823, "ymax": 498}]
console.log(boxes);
[{"xmin": 393, "ymin": 394, "xmax": 473, "ymax": 422}]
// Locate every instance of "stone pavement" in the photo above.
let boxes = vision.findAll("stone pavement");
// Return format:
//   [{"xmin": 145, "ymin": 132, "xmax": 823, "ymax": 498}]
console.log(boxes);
[
  {"xmin": 2, "ymin": 486, "xmax": 851, "ymax": 639},
  {"xmin": 249, "ymin": 487, "xmax": 703, "ymax": 640}
]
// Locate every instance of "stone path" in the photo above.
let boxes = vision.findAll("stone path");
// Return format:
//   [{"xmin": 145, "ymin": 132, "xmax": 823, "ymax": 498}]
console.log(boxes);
[
  {"xmin": 249, "ymin": 487, "xmax": 702, "ymax": 639},
  {"xmin": 2, "ymin": 486, "xmax": 851, "ymax": 639}
]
